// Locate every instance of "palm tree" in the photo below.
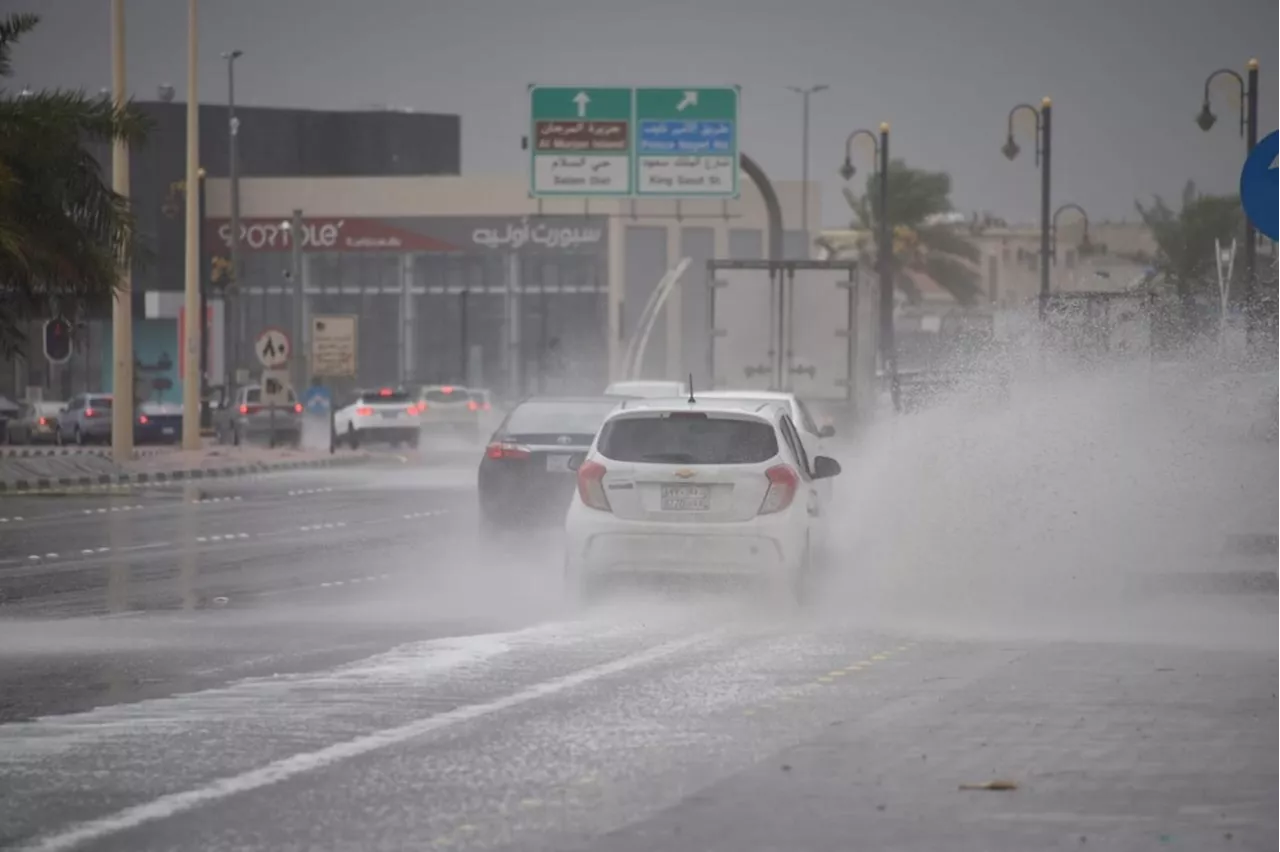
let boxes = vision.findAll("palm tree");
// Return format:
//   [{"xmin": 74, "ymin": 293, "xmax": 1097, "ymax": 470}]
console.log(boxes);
[
  {"xmin": 818, "ymin": 159, "xmax": 983, "ymax": 306},
  {"xmin": 1134, "ymin": 180, "xmax": 1243, "ymax": 335},
  {"xmin": 0, "ymin": 12, "xmax": 150, "ymax": 355}
]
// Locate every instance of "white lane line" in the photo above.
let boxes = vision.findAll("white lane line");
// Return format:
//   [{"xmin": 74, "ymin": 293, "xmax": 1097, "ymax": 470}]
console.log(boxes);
[
  {"xmin": 17, "ymin": 631, "xmax": 718, "ymax": 852},
  {"xmin": 0, "ymin": 516, "xmax": 23, "ymax": 523}
]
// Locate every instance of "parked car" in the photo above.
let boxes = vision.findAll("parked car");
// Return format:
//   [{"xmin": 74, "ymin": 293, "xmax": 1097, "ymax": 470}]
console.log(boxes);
[
  {"xmin": 56, "ymin": 393, "xmax": 114, "ymax": 445},
  {"xmin": 3, "ymin": 400, "xmax": 65, "ymax": 445}
]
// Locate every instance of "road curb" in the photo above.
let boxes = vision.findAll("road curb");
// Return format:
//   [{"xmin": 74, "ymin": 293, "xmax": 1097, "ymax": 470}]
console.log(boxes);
[{"xmin": 0, "ymin": 452, "xmax": 373, "ymax": 495}]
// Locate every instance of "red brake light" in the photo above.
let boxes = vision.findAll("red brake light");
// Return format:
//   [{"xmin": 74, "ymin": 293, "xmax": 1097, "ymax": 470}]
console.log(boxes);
[
  {"xmin": 441, "ymin": 386, "xmax": 454, "ymax": 394},
  {"xmin": 38, "ymin": 417, "xmax": 47, "ymax": 426},
  {"xmin": 379, "ymin": 388, "xmax": 393, "ymax": 397},
  {"xmin": 485, "ymin": 441, "xmax": 531, "ymax": 461},
  {"xmin": 84, "ymin": 407, "xmax": 95, "ymax": 418},
  {"xmin": 467, "ymin": 400, "xmax": 479, "ymax": 412},
  {"xmin": 406, "ymin": 405, "xmax": 418, "ymax": 414},
  {"xmin": 356, "ymin": 406, "xmax": 374, "ymax": 417},
  {"xmin": 758, "ymin": 464, "xmax": 799, "ymax": 515},
  {"xmin": 577, "ymin": 460, "xmax": 611, "ymax": 512},
  {"xmin": 138, "ymin": 415, "xmax": 149, "ymax": 425},
  {"xmin": 294, "ymin": 403, "xmax": 303, "ymax": 414},
  {"xmin": 238, "ymin": 404, "xmax": 249, "ymax": 415}
]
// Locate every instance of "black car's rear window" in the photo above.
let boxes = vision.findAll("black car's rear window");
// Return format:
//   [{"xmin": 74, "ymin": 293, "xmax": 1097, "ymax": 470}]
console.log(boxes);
[
  {"xmin": 502, "ymin": 401, "xmax": 618, "ymax": 436},
  {"xmin": 598, "ymin": 414, "xmax": 779, "ymax": 465},
  {"xmin": 423, "ymin": 388, "xmax": 465, "ymax": 403}
]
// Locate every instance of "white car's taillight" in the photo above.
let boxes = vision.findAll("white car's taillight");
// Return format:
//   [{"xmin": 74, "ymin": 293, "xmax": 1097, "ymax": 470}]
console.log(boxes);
[
  {"xmin": 758, "ymin": 464, "xmax": 799, "ymax": 515},
  {"xmin": 576, "ymin": 460, "xmax": 612, "ymax": 512}
]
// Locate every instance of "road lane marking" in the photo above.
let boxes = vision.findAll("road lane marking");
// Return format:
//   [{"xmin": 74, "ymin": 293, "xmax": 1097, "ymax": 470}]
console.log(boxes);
[{"xmin": 16, "ymin": 630, "xmax": 722, "ymax": 852}]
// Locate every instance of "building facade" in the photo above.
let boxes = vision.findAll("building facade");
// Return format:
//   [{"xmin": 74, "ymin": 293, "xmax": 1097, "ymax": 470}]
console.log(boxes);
[
  {"xmin": 1, "ymin": 101, "xmax": 460, "ymax": 404},
  {"xmin": 202, "ymin": 173, "xmax": 820, "ymax": 400}
]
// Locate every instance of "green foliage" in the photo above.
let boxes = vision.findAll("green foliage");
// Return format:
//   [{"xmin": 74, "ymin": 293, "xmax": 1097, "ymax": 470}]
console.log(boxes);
[
  {"xmin": 1134, "ymin": 180, "xmax": 1244, "ymax": 299},
  {"xmin": 836, "ymin": 159, "xmax": 983, "ymax": 306},
  {"xmin": 0, "ymin": 12, "xmax": 151, "ymax": 355}
]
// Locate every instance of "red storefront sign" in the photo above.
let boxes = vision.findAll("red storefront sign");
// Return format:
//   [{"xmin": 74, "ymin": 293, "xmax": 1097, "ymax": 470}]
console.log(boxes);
[{"xmin": 204, "ymin": 218, "xmax": 461, "ymax": 253}]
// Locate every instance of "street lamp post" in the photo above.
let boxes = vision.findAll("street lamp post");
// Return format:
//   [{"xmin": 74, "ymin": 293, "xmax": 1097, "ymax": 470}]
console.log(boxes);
[
  {"xmin": 1196, "ymin": 59, "xmax": 1260, "ymax": 341},
  {"xmin": 197, "ymin": 168, "xmax": 209, "ymax": 427},
  {"xmin": 840, "ymin": 123, "xmax": 896, "ymax": 412},
  {"xmin": 1002, "ymin": 97, "xmax": 1053, "ymax": 321},
  {"xmin": 784, "ymin": 85, "xmax": 829, "ymax": 385},
  {"xmin": 221, "ymin": 49, "xmax": 244, "ymax": 390}
]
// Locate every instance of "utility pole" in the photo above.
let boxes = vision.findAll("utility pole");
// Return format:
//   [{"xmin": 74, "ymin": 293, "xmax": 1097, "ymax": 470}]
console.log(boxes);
[
  {"xmin": 180, "ymin": 0, "xmax": 201, "ymax": 450},
  {"xmin": 222, "ymin": 49, "xmax": 244, "ymax": 388},
  {"xmin": 290, "ymin": 209, "xmax": 305, "ymax": 393},
  {"xmin": 110, "ymin": 0, "xmax": 134, "ymax": 462}
]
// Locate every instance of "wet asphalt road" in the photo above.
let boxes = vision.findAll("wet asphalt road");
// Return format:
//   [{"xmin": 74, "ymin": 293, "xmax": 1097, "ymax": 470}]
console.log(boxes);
[{"xmin": 0, "ymin": 456, "xmax": 1275, "ymax": 851}]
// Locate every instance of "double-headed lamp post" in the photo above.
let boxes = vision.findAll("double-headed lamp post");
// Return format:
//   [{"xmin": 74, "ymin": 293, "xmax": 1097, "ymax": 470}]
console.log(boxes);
[
  {"xmin": 840, "ymin": 122, "xmax": 895, "ymax": 411},
  {"xmin": 1002, "ymin": 97, "xmax": 1053, "ymax": 321},
  {"xmin": 1196, "ymin": 59, "xmax": 1260, "ymax": 340}
]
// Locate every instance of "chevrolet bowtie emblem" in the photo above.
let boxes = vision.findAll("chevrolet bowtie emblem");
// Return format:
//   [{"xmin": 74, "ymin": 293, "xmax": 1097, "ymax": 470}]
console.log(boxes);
[{"xmin": 673, "ymin": 469, "xmax": 696, "ymax": 479}]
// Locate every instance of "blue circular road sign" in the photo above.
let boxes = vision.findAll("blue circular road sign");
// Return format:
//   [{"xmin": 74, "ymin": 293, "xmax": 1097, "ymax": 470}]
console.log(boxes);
[
  {"xmin": 1240, "ymin": 130, "xmax": 1278, "ymax": 242},
  {"xmin": 301, "ymin": 385, "xmax": 332, "ymax": 415}
]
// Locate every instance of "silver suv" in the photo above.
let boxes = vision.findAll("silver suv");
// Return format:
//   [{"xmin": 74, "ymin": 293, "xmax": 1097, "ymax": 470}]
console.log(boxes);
[{"xmin": 213, "ymin": 385, "xmax": 302, "ymax": 447}]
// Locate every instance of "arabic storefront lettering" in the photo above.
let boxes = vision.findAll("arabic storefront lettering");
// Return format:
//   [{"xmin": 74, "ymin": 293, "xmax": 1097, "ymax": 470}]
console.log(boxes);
[{"xmin": 470, "ymin": 217, "xmax": 604, "ymax": 251}]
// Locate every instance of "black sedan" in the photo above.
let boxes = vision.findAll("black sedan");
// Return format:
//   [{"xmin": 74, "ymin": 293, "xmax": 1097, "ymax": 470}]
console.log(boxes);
[{"xmin": 477, "ymin": 395, "xmax": 632, "ymax": 533}]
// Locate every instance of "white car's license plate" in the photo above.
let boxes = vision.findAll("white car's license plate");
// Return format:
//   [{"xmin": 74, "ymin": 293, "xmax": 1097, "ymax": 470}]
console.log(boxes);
[
  {"xmin": 546, "ymin": 454, "xmax": 571, "ymax": 473},
  {"xmin": 661, "ymin": 484, "xmax": 710, "ymax": 511},
  {"xmin": 380, "ymin": 411, "xmax": 399, "ymax": 419},
  {"xmin": 162, "ymin": 427, "xmax": 175, "ymax": 435}
]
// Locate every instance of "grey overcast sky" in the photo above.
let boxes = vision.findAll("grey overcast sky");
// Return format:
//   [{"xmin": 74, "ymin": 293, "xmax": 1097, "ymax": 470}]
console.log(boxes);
[{"xmin": 8, "ymin": 0, "xmax": 1277, "ymax": 228}]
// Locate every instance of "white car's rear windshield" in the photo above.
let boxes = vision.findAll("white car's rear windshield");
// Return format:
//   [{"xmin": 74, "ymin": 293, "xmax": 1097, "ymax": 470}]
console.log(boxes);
[{"xmin": 597, "ymin": 412, "xmax": 778, "ymax": 465}]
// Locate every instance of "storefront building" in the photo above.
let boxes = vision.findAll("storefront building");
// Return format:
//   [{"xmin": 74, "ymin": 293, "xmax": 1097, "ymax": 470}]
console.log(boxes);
[{"xmin": 203, "ymin": 173, "xmax": 816, "ymax": 399}]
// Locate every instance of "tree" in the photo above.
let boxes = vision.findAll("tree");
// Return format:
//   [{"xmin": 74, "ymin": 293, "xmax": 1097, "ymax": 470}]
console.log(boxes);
[
  {"xmin": 0, "ymin": 12, "xmax": 150, "ymax": 356},
  {"xmin": 818, "ymin": 159, "xmax": 983, "ymax": 306},
  {"xmin": 1134, "ymin": 180, "xmax": 1243, "ymax": 334}
]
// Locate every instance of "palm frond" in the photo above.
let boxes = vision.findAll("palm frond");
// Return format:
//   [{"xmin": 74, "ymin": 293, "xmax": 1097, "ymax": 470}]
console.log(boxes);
[{"xmin": 0, "ymin": 13, "xmax": 40, "ymax": 79}]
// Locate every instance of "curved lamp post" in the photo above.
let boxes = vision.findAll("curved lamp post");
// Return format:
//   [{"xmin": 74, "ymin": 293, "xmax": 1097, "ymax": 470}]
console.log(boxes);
[
  {"xmin": 840, "ymin": 123, "xmax": 896, "ymax": 411},
  {"xmin": 1197, "ymin": 59, "xmax": 1260, "ymax": 342},
  {"xmin": 1002, "ymin": 98, "xmax": 1052, "ymax": 320}
]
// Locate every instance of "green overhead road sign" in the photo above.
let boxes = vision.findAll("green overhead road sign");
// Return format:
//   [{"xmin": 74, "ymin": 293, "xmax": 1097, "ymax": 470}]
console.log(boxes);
[
  {"xmin": 530, "ymin": 86, "xmax": 634, "ymax": 197},
  {"xmin": 634, "ymin": 87, "xmax": 739, "ymax": 198},
  {"xmin": 528, "ymin": 85, "xmax": 740, "ymax": 199}
]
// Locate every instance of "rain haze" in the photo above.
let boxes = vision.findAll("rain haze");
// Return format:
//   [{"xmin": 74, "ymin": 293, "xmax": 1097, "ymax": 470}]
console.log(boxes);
[{"xmin": 0, "ymin": 1, "xmax": 1275, "ymax": 850}]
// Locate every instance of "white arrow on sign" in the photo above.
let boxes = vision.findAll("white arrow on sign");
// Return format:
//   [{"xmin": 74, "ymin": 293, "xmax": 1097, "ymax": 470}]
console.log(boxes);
[
  {"xmin": 573, "ymin": 91, "xmax": 590, "ymax": 118},
  {"xmin": 676, "ymin": 91, "xmax": 698, "ymax": 112}
]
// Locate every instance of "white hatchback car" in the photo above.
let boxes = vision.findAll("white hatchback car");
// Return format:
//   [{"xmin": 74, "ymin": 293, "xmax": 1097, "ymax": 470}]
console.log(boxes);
[{"xmin": 563, "ymin": 397, "xmax": 842, "ymax": 602}]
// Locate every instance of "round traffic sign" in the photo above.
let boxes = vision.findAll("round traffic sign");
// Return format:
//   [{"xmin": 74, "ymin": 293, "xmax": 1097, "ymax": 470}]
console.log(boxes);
[
  {"xmin": 1240, "ymin": 130, "xmax": 1278, "ymax": 243},
  {"xmin": 255, "ymin": 327, "xmax": 291, "ymax": 368}
]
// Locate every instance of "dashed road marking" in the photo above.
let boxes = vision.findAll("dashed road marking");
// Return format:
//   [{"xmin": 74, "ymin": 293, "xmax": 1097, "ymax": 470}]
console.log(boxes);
[
  {"xmin": 84, "ymin": 505, "xmax": 144, "ymax": 515},
  {"xmin": 297, "ymin": 521, "xmax": 348, "ymax": 532},
  {"xmin": 195, "ymin": 533, "xmax": 253, "ymax": 544},
  {"xmin": 191, "ymin": 496, "xmax": 243, "ymax": 504},
  {"xmin": 401, "ymin": 510, "xmax": 446, "ymax": 520},
  {"xmin": 287, "ymin": 487, "xmax": 334, "ymax": 497},
  {"xmin": 0, "ymin": 515, "xmax": 24, "ymax": 523}
]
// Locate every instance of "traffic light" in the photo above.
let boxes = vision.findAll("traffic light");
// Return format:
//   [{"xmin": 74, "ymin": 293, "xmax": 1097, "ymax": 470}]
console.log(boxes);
[{"xmin": 43, "ymin": 318, "xmax": 72, "ymax": 364}]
